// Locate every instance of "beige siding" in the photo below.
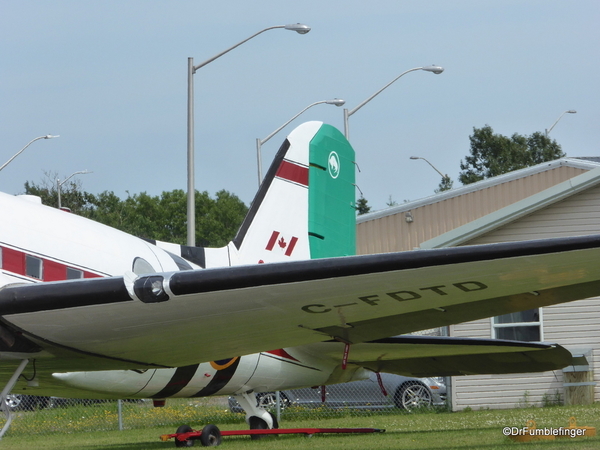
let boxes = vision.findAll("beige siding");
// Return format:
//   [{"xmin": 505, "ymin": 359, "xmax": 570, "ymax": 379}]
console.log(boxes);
[
  {"xmin": 357, "ymin": 162, "xmax": 600, "ymax": 411},
  {"xmin": 451, "ymin": 297, "xmax": 600, "ymax": 410},
  {"xmin": 453, "ymin": 372, "xmax": 565, "ymax": 410},
  {"xmin": 451, "ymin": 187, "xmax": 600, "ymax": 410},
  {"xmin": 467, "ymin": 185, "xmax": 600, "ymax": 245},
  {"xmin": 357, "ymin": 166, "xmax": 586, "ymax": 254}
]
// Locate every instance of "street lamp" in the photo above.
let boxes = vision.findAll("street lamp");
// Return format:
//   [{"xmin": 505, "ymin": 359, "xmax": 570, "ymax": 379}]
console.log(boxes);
[
  {"xmin": 0, "ymin": 135, "xmax": 59, "ymax": 172},
  {"xmin": 545, "ymin": 110, "xmax": 577, "ymax": 137},
  {"xmin": 187, "ymin": 24, "xmax": 310, "ymax": 246},
  {"xmin": 343, "ymin": 65, "xmax": 444, "ymax": 140},
  {"xmin": 410, "ymin": 155, "xmax": 451, "ymax": 192},
  {"xmin": 409, "ymin": 156, "xmax": 446, "ymax": 178},
  {"xmin": 56, "ymin": 170, "xmax": 92, "ymax": 209},
  {"xmin": 256, "ymin": 98, "xmax": 345, "ymax": 186}
]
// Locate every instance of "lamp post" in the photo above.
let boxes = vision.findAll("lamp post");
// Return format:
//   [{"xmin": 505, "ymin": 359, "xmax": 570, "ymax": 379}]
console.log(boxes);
[
  {"xmin": 410, "ymin": 156, "xmax": 446, "ymax": 178},
  {"xmin": 256, "ymin": 98, "xmax": 345, "ymax": 186},
  {"xmin": 545, "ymin": 110, "xmax": 577, "ymax": 137},
  {"xmin": 343, "ymin": 65, "xmax": 444, "ymax": 140},
  {"xmin": 410, "ymin": 155, "xmax": 451, "ymax": 191},
  {"xmin": 0, "ymin": 135, "xmax": 59, "ymax": 173},
  {"xmin": 56, "ymin": 170, "xmax": 91, "ymax": 209},
  {"xmin": 186, "ymin": 24, "xmax": 310, "ymax": 246}
]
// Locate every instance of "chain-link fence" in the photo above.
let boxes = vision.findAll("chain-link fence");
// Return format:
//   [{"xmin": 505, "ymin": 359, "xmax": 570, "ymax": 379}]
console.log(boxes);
[
  {"xmin": 1, "ymin": 375, "xmax": 447, "ymax": 437},
  {"xmin": 1, "ymin": 331, "xmax": 448, "ymax": 437}
]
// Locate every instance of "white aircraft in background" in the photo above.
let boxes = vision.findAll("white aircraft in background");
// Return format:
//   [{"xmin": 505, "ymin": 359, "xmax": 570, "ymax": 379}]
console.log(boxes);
[{"xmin": 1, "ymin": 122, "xmax": 600, "ymax": 436}]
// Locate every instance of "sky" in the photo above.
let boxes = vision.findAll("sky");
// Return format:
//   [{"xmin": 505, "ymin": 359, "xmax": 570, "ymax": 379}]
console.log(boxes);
[{"xmin": 2, "ymin": 1, "xmax": 599, "ymax": 211}]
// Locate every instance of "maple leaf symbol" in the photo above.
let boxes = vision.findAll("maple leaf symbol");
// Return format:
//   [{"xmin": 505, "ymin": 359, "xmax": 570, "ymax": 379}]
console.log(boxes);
[{"xmin": 278, "ymin": 237, "xmax": 287, "ymax": 249}]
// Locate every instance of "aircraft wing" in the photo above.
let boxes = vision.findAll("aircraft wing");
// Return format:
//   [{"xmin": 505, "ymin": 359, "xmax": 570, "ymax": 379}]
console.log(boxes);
[
  {"xmin": 300, "ymin": 336, "xmax": 573, "ymax": 377},
  {"xmin": 1, "ymin": 234, "xmax": 600, "ymax": 372}
]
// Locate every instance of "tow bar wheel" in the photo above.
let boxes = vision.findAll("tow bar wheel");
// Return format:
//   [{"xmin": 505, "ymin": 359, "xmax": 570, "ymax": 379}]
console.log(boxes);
[
  {"xmin": 174, "ymin": 425, "xmax": 194, "ymax": 447},
  {"xmin": 200, "ymin": 424, "xmax": 222, "ymax": 447},
  {"xmin": 173, "ymin": 424, "xmax": 222, "ymax": 447}
]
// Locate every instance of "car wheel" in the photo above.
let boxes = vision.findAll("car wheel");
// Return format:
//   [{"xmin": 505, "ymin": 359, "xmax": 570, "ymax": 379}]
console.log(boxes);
[
  {"xmin": 4, "ymin": 394, "xmax": 40, "ymax": 411},
  {"xmin": 4, "ymin": 394, "xmax": 22, "ymax": 411},
  {"xmin": 256, "ymin": 392, "xmax": 290, "ymax": 411},
  {"xmin": 394, "ymin": 382, "xmax": 432, "ymax": 411}
]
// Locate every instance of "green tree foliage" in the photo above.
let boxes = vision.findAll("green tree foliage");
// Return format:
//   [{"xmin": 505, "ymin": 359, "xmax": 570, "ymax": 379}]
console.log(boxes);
[
  {"xmin": 23, "ymin": 172, "xmax": 96, "ymax": 214},
  {"xmin": 23, "ymin": 180, "xmax": 248, "ymax": 247},
  {"xmin": 435, "ymin": 176, "xmax": 454, "ymax": 193},
  {"xmin": 459, "ymin": 125, "xmax": 566, "ymax": 185},
  {"xmin": 355, "ymin": 196, "xmax": 371, "ymax": 215}
]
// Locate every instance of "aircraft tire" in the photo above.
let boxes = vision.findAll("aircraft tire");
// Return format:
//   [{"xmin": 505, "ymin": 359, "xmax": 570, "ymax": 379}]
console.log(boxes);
[{"xmin": 249, "ymin": 416, "xmax": 268, "ymax": 440}]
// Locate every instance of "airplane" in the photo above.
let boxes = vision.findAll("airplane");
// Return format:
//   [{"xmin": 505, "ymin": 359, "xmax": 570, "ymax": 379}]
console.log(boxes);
[{"xmin": 2, "ymin": 121, "xmax": 600, "ymax": 438}]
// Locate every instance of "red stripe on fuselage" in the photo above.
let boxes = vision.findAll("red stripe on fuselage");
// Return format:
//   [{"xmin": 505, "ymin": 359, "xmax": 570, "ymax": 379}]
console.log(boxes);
[
  {"xmin": 266, "ymin": 349, "xmax": 300, "ymax": 362},
  {"xmin": 275, "ymin": 160, "xmax": 308, "ymax": 186}
]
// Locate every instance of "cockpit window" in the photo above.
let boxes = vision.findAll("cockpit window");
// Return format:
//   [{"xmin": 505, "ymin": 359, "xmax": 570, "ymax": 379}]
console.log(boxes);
[
  {"xmin": 132, "ymin": 257, "xmax": 156, "ymax": 275},
  {"xmin": 166, "ymin": 252, "xmax": 193, "ymax": 271}
]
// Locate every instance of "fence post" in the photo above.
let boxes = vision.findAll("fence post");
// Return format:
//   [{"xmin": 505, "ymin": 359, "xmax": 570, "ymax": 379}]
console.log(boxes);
[{"xmin": 118, "ymin": 400, "xmax": 123, "ymax": 431}]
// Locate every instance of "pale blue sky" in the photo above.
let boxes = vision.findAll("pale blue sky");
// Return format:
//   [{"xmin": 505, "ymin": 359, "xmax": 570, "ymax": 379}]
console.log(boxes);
[{"xmin": 2, "ymin": 1, "xmax": 598, "ymax": 211}]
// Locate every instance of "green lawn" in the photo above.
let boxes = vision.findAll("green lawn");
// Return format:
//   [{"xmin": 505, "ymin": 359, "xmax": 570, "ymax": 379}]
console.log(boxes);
[{"xmin": 1, "ymin": 403, "xmax": 599, "ymax": 449}]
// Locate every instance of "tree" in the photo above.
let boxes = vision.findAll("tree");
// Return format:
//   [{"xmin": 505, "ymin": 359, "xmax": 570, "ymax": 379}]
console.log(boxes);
[
  {"xmin": 23, "ymin": 171, "xmax": 96, "ymax": 214},
  {"xmin": 23, "ymin": 181, "xmax": 248, "ymax": 247},
  {"xmin": 458, "ymin": 125, "xmax": 566, "ymax": 185},
  {"xmin": 386, "ymin": 195, "xmax": 398, "ymax": 208},
  {"xmin": 355, "ymin": 196, "xmax": 371, "ymax": 215},
  {"xmin": 435, "ymin": 176, "xmax": 454, "ymax": 193}
]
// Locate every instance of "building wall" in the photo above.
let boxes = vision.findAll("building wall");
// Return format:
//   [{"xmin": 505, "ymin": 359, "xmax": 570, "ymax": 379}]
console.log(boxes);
[
  {"xmin": 450, "ymin": 186, "xmax": 600, "ymax": 410},
  {"xmin": 357, "ymin": 166, "xmax": 586, "ymax": 254}
]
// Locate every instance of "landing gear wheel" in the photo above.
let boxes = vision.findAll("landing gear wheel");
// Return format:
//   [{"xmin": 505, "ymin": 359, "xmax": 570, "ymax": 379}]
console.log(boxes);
[
  {"xmin": 256, "ymin": 392, "xmax": 290, "ymax": 411},
  {"xmin": 249, "ymin": 416, "xmax": 268, "ymax": 440},
  {"xmin": 174, "ymin": 424, "xmax": 194, "ymax": 447},
  {"xmin": 199, "ymin": 424, "xmax": 221, "ymax": 447}
]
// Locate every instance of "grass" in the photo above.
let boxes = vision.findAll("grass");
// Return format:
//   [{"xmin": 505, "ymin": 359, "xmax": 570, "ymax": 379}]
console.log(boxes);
[{"xmin": 1, "ymin": 401, "xmax": 599, "ymax": 449}]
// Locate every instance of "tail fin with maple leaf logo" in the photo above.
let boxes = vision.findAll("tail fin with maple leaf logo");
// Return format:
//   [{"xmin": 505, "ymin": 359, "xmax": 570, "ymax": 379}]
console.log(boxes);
[{"xmin": 229, "ymin": 121, "xmax": 356, "ymax": 265}]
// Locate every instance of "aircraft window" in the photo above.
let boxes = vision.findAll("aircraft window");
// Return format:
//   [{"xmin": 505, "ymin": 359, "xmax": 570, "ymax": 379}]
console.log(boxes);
[
  {"xmin": 67, "ymin": 267, "xmax": 84, "ymax": 279},
  {"xmin": 26, "ymin": 255, "xmax": 43, "ymax": 279},
  {"xmin": 166, "ymin": 252, "xmax": 193, "ymax": 271},
  {"xmin": 132, "ymin": 257, "xmax": 156, "ymax": 275},
  {"xmin": 493, "ymin": 308, "xmax": 542, "ymax": 342}
]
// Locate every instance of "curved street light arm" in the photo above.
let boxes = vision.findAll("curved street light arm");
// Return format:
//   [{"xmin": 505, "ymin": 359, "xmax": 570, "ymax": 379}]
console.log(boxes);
[
  {"xmin": 545, "ymin": 110, "xmax": 577, "ymax": 136},
  {"xmin": 343, "ymin": 65, "xmax": 443, "ymax": 139},
  {"xmin": 186, "ymin": 23, "xmax": 310, "ymax": 246},
  {"xmin": 57, "ymin": 170, "xmax": 92, "ymax": 209},
  {"xmin": 256, "ymin": 99, "xmax": 345, "ymax": 185},
  {"xmin": 0, "ymin": 135, "xmax": 59, "ymax": 173},
  {"xmin": 347, "ymin": 67, "xmax": 424, "ymax": 118},
  {"xmin": 192, "ymin": 25, "xmax": 309, "ymax": 73},
  {"xmin": 260, "ymin": 100, "xmax": 330, "ymax": 146},
  {"xmin": 410, "ymin": 156, "xmax": 446, "ymax": 178}
]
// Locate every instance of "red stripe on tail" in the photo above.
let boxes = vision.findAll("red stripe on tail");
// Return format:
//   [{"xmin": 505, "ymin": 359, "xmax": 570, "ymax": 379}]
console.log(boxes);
[{"xmin": 275, "ymin": 160, "xmax": 308, "ymax": 186}]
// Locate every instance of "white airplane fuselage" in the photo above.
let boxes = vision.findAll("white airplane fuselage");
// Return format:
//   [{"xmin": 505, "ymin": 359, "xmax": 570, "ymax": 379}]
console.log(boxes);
[{"xmin": 0, "ymin": 192, "xmax": 367, "ymax": 400}]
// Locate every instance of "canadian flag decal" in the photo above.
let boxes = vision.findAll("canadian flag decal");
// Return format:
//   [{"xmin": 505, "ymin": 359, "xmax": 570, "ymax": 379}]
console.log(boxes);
[{"xmin": 265, "ymin": 231, "xmax": 298, "ymax": 257}]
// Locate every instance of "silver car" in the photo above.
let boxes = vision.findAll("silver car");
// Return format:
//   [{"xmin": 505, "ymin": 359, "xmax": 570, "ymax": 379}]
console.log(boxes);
[{"xmin": 229, "ymin": 373, "xmax": 446, "ymax": 412}]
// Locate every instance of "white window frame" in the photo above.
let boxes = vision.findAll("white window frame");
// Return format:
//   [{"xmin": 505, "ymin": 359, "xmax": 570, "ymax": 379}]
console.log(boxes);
[{"xmin": 491, "ymin": 308, "xmax": 544, "ymax": 342}]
